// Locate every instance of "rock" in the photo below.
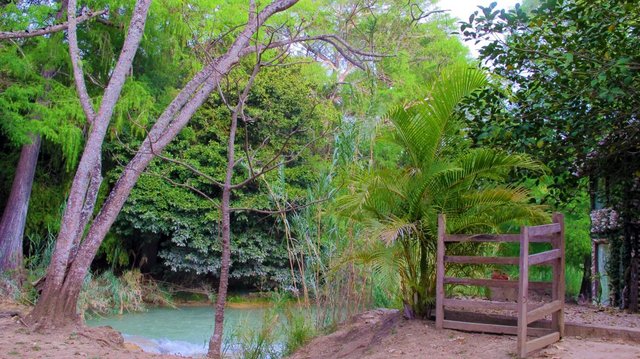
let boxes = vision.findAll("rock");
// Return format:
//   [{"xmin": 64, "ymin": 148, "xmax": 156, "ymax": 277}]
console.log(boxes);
[{"xmin": 123, "ymin": 342, "xmax": 143, "ymax": 352}]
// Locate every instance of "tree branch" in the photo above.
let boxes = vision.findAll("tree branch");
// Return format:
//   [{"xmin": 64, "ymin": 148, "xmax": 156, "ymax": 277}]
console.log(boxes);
[
  {"xmin": 0, "ymin": 9, "xmax": 107, "ymax": 40},
  {"xmin": 68, "ymin": 0, "xmax": 97, "ymax": 123},
  {"xmin": 152, "ymin": 152, "xmax": 226, "ymax": 188},
  {"xmin": 145, "ymin": 171, "xmax": 219, "ymax": 205},
  {"xmin": 239, "ymin": 34, "xmax": 390, "ymax": 71},
  {"xmin": 230, "ymin": 127, "xmax": 331, "ymax": 189}
]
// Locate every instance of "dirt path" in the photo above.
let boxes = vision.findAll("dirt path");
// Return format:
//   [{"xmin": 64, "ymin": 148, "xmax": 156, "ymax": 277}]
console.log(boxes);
[{"xmin": 289, "ymin": 309, "xmax": 640, "ymax": 359}]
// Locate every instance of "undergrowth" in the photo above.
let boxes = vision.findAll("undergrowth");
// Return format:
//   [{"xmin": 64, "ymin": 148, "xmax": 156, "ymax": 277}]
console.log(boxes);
[
  {"xmin": 78, "ymin": 269, "xmax": 174, "ymax": 318},
  {"xmin": 228, "ymin": 292, "xmax": 319, "ymax": 359}
]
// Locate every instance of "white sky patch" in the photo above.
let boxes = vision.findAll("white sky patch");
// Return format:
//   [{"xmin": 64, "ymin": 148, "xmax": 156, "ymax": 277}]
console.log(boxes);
[{"xmin": 437, "ymin": 0, "xmax": 522, "ymax": 57}]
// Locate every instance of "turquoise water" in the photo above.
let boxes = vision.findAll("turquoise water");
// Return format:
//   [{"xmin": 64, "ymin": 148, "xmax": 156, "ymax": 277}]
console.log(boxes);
[{"xmin": 87, "ymin": 306, "xmax": 270, "ymax": 356}]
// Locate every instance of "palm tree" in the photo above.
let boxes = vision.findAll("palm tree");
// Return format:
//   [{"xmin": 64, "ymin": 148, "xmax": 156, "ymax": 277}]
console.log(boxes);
[{"xmin": 337, "ymin": 66, "xmax": 548, "ymax": 318}]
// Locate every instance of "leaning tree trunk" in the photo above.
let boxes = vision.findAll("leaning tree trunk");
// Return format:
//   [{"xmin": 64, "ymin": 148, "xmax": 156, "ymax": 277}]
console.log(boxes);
[
  {"xmin": 0, "ymin": 62, "xmax": 57, "ymax": 278},
  {"xmin": 0, "ymin": 135, "xmax": 41, "ymax": 275},
  {"xmin": 27, "ymin": 0, "xmax": 152, "ymax": 329},
  {"xmin": 27, "ymin": 0, "xmax": 299, "ymax": 330}
]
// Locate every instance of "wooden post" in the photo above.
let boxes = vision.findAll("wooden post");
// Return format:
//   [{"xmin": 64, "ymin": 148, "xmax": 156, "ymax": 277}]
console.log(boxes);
[
  {"xmin": 517, "ymin": 226, "xmax": 529, "ymax": 358},
  {"xmin": 631, "ymin": 258, "xmax": 638, "ymax": 312},
  {"xmin": 436, "ymin": 214, "xmax": 446, "ymax": 330},
  {"xmin": 552, "ymin": 212, "xmax": 565, "ymax": 337}
]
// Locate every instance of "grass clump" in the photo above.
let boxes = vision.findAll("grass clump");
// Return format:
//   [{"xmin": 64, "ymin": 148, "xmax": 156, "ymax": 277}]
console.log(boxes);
[
  {"xmin": 229, "ymin": 310, "xmax": 281, "ymax": 359},
  {"xmin": 282, "ymin": 308, "xmax": 316, "ymax": 356},
  {"xmin": 78, "ymin": 269, "xmax": 174, "ymax": 318}
]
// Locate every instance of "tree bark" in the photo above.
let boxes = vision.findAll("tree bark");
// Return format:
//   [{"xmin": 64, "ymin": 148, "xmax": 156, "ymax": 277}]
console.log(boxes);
[
  {"xmin": 28, "ymin": 0, "xmax": 301, "ymax": 329},
  {"xmin": 207, "ymin": 51, "xmax": 262, "ymax": 359},
  {"xmin": 28, "ymin": 0, "xmax": 152, "ymax": 329},
  {"xmin": 0, "ymin": 135, "xmax": 41, "ymax": 275},
  {"xmin": 0, "ymin": 0, "xmax": 62, "ymax": 277},
  {"xmin": 206, "ymin": 100, "xmax": 239, "ymax": 357},
  {"xmin": 208, "ymin": 184, "xmax": 233, "ymax": 359}
]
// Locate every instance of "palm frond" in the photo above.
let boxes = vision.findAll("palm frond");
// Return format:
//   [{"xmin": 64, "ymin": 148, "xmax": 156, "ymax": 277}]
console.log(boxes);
[
  {"xmin": 429, "ymin": 149, "xmax": 546, "ymax": 195},
  {"xmin": 386, "ymin": 66, "xmax": 488, "ymax": 168}
]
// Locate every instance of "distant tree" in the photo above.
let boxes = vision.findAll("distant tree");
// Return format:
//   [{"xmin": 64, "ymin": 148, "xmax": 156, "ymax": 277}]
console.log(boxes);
[
  {"xmin": 0, "ymin": 2, "xmax": 84, "ymax": 275},
  {"xmin": 460, "ymin": 0, "xmax": 639, "ymax": 191}
]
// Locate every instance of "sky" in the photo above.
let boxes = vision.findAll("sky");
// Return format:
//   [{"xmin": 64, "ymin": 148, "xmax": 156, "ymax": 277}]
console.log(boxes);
[
  {"xmin": 442, "ymin": 0, "xmax": 521, "ymax": 22},
  {"xmin": 437, "ymin": 0, "xmax": 522, "ymax": 56}
]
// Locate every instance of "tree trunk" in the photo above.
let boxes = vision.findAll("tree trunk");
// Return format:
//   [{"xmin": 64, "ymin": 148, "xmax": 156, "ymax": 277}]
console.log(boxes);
[
  {"xmin": 0, "ymin": 135, "xmax": 41, "ymax": 275},
  {"xmin": 27, "ymin": 0, "xmax": 152, "ymax": 329},
  {"xmin": 27, "ymin": 0, "xmax": 300, "ymax": 330},
  {"xmin": 579, "ymin": 254, "xmax": 592, "ymax": 302},
  {"xmin": 207, "ymin": 61, "xmax": 245, "ymax": 357},
  {"xmin": 208, "ymin": 185, "xmax": 232, "ymax": 359},
  {"xmin": 418, "ymin": 237, "xmax": 429, "ymax": 318}
]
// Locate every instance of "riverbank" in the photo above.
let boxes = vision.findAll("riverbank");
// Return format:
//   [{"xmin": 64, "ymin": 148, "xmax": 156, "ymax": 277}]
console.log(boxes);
[
  {"xmin": 0, "ymin": 290, "xmax": 300, "ymax": 359},
  {"xmin": 0, "ymin": 317, "xmax": 186, "ymax": 359},
  {"xmin": 0, "ymin": 298, "xmax": 182, "ymax": 359}
]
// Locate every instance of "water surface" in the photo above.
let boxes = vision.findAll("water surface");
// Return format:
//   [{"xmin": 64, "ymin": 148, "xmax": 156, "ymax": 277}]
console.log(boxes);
[{"xmin": 87, "ymin": 305, "xmax": 270, "ymax": 356}]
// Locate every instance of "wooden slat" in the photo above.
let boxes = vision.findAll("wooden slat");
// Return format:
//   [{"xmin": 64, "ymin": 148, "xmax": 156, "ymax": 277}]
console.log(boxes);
[
  {"xmin": 517, "ymin": 226, "xmax": 529, "ymax": 358},
  {"xmin": 444, "ymin": 320, "xmax": 518, "ymax": 335},
  {"xmin": 525, "ymin": 332, "xmax": 560, "ymax": 354},
  {"xmin": 445, "ymin": 255, "xmax": 519, "ymax": 265},
  {"xmin": 527, "ymin": 236, "xmax": 557, "ymax": 243},
  {"xmin": 436, "ymin": 215, "xmax": 446, "ymax": 330},
  {"xmin": 527, "ymin": 223, "xmax": 561, "ymax": 237},
  {"xmin": 444, "ymin": 277, "xmax": 552, "ymax": 290},
  {"xmin": 445, "ymin": 277, "xmax": 517, "ymax": 288},
  {"xmin": 444, "ymin": 298, "xmax": 518, "ymax": 311},
  {"xmin": 527, "ymin": 300, "xmax": 562, "ymax": 324},
  {"xmin": 552, "ymin": 212, "xmax": 566, "ymax": 337},
  {"xmin": 442, "ymin": 320, "xmax": 553, "ymax": 337},
  {"xmin": 444, "ymin": 233, "xmax": 520, "ymax": 242},
  {"xmin": 528, "ymin": 249, "xmax": 561, "ymax": 265},
  {"xmin": 444, "ymin": 233, "xmax": 551, "ymax": 243}
]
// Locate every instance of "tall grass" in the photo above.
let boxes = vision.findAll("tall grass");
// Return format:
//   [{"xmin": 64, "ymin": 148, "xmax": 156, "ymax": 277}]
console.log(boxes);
[
  {"xmin": 229, "ymin": 309, "xmax": 281, "ymax": 359},
  {"xmin": 282, "ymin": 307, "xmax": 316, "ymax": 356},
  {"xmin": 230, "ymin": 132, "xmax": 374, "ymax": 358},
  {"xmin": 228, "ymin": 292, "xmax": 317, "ymax": 359},
  {"xmin": 78, "ymin": 269, "xmax": 174, "ymax": 319},
  {"xmin": 0, "ymin": 230, "xmax": 57, "ymax": 304}
]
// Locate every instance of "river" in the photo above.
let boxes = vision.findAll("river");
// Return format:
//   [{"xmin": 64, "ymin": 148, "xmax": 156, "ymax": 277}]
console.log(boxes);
[{"xmin": 87, "ymin": 305, "xmax": 272, "ymax": 356}]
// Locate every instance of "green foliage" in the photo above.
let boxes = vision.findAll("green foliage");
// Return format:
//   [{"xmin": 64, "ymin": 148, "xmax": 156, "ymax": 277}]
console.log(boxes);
[
  {"xmin": 282, "ymin": 308, "xmax": 316, "ymax": 356},
  {"xmin": 0, "ymin": 0, "xmax": 202, "ymax": 256},
  {"xmin": 0, "ymin": 36, "xmax": 84, "ymax": 169},
  {"xmin": 338, "ymin": 66, "xmax": 548, "ymax": 317},
  {"xmin": 517, "ymin": 176, "xmax": 592, "ymax": 268},
  {"xmin": 0, "ymin": 1, "xmax": 498, "ymax": 321},
  {"xmin": 460, "ymin": 0, "xmax": 640, "ymax": 198},
  {"xmin": 229, "ymin": 309, "xmax": 281, "ymax": 359},
  {"xmin": 459, "ymin": 1, "xmax": 640, "ymax": 305},
  {"xmin": 110, "ymin": 61, "xmax": 335, "ymax": 288}
]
